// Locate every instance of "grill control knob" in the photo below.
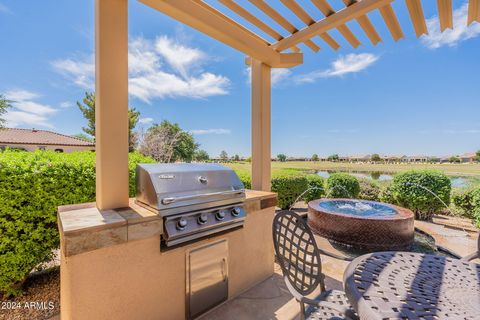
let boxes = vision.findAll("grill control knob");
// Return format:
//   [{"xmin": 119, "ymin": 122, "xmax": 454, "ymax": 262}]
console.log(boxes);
[
  {"xmin": 176, "ymin": 218, "xmax": 187, "ymax": 230},
  {"xmin": 198, "ymin": 213, "xmax": 208, "ymax": 224},
  {"xmin": 216, "ymin": 210, "xmax": 226, "ymax": 221},
  {"xmin": 231, "ymin": 207, "xmax": 242, "ymax": 217}
]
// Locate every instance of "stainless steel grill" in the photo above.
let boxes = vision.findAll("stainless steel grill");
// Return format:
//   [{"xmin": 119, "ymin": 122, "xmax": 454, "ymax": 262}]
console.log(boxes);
[{"xmin": 136, "ymin": 163, "xmax": 246, "ymax": 247}]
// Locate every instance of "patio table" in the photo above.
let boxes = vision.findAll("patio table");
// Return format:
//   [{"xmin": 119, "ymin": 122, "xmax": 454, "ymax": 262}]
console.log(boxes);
[{"xmin": 343, "ymin": 251, "xmax": 480, "ymax": 320}]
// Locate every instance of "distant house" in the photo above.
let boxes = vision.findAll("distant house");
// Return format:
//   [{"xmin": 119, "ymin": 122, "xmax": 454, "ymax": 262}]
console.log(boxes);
[
  {"xmin": 0, "ymin": 128, "xmax": 95, "ymax": 153},
  {"xmin": 347, "ymin": 154, "xmax": 371, "ymax": 162},
  {"xmin": 460, "ymin": 152, "xmax": 476, "ymax": 163}
]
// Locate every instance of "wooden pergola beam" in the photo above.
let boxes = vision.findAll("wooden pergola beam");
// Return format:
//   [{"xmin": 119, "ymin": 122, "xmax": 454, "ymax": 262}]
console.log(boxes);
[
  {"xmin": 437, "ymin": 0, "xmax": 453, "ymax": 31},
  {"xmin": 405, "ymin": 0, "xmax": 428, "ymax": 37},
  {"xmin": 248, "ymin": 0, "xmax": 320, "ymax": 52},
  {"xmin": 311, "ymin": 0, "xmax": 361, "ymax": 48},
  {"xmin": 281, "ymin": 0, "xmax": 342, "ymax": 50},
  {"xmin": 468, "ymin": 0, "xmax": 480, "ymax": 25},
  {"xmin": 139, "ymin": 0, "xmax": 302, "ymax": 67},
  {"xmin": 342, "ymin": 0, "xmax": 382, "ymax": 45},
  {"xmin": 273, "ymin": 0, "xmax": 393, "ymax": 52},
  {"xmin": 379, "ymin": 3, "xmax": 404, "ymax": 41},
  {"xmin": 217, "ymin": 0, "xmax": 301, "ymax": 52}
]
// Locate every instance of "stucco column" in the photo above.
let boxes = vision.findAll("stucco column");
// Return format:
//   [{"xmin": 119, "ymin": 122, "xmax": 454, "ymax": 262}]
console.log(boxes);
[
  {"xmin": 95, "ymin": 0, "xmax": 129, "ymax": 209},
  {"xmin": 251, "ymin": 60, "xmax": 271, "ymax": 191}
]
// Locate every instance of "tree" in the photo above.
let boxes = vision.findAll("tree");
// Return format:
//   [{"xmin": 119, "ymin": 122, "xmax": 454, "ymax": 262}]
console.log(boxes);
[
  {"xmin": 449, "ymin": 156, "xmax": 461, "ymax": 163},
  {"xmin": 233, "ymin": 154, "xmax": 240, "ymax": 161},
  {"xmin": 370, "ymin": 154, "xmax": 382, "ymax": 162},
  {"xmin": 0, "ymin": 94, "xmax": 12, "ymax": 129},
  {"xmin": 73, "ymin": 133, "xmax": 94, "ymax": 142},
  {"xmin": 77, "ymin": 92, "xmax": 140, "ymax": 151},
  {"xmin": 139, "ymin": 120, "xmax": 199, "ymax": 162},
  {"xmin": 327, "ymin": 154, "xmax": 339, "ymax": 162},
  {"xmin": 194, "ymin": 150, "xmax": 210, "ymax": 162},
  {"xmin": 475, "ymin": 150, "xmax": 480, "ymax": 163},
  {"xmin": 311, "ymin": 154, "xmax": 319, "ymax": 161},
  {"xmin": 277, "ymin": 154, "xmax": 287, "ymax": 162},
  {"xmin": 219, "ymin": 150, "xmax": 229, "ymax": 161}
]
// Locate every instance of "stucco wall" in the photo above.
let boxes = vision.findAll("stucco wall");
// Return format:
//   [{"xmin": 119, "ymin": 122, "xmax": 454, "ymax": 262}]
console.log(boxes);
[{"xmin": 60, "ymin": 206, "xmax": 275, "ymax": 320}]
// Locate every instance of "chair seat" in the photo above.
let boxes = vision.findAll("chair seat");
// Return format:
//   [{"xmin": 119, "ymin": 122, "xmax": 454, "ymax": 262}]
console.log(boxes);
[{"xmin": 306, "ymin": 290, "xmax": 358, "ymax": 320}]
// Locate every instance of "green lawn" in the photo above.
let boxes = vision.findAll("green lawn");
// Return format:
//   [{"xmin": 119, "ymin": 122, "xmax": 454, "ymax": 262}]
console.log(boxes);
[{"xmin": 225, "ymin": 161, "xmax": 480, "ymax": 178}]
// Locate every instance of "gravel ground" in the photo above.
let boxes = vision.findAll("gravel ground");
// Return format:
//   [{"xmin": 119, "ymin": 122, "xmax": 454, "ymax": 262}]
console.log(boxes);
[{"xmin": 0, "ymin": 267, "xmax": 60, "ymax": 320}]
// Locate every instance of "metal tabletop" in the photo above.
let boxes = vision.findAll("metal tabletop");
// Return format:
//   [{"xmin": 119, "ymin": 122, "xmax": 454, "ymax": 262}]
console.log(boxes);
[{"xmin": 343, "ymin": 251, "xmax": 480, "ymax": 320}]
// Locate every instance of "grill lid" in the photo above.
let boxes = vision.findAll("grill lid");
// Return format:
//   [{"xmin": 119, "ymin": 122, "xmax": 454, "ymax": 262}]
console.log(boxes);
[{"xmin": 136, "ymin": 163, "xmax": 245, "ymax": 214}]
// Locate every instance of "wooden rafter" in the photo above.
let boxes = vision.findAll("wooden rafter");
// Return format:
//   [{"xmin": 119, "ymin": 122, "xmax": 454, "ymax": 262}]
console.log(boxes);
[
  {"xmin": 280, "ymin": 0, "xmax": 342, "ymax": 50},
  {"xmin": 139, "ymin": 0, "xmax": 302, "ymax": 67},
  {"xmin": 468, "ymin": 0, "xmax": 480, "ymax": 25},
  {"xmin": 405, "ymin": 0, "xmax": 428, "ymax": 37},
  {"xmin": 248, "ymin": 0, "xmax": 321, "ymax": 52},
  {"xmin": 217, "ymin": 0, "xmax": 301, "ymax": 52},
  {"xmin": 379, "ymin": 3, "xmax": 404, "ymax": 41},
  {"xmin": 437, "ymin": 0, "xmax": 453, "ymax": 31},
  {"xmin": 272, "ymin": 0, "xmax": 393, "ymax": 52},
  {"xmin": 342, "ymin": 0, "xmax": 382, "ymax": 45},
  {"xmin": 311, "ymin": 0, "xmax": 361, "ymax": 48}
]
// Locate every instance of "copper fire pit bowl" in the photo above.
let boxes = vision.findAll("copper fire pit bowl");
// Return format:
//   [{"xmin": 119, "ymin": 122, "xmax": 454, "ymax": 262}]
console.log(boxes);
[{"xmin": 308, "ymin": 199, "xmax": 414, "ymax": 251}]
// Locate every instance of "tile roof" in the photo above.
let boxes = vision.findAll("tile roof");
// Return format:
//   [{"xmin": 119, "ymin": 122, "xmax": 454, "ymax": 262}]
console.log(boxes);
[{"xmin": 0, "ymin": 128, "xmax": 95, "ymax": 147}]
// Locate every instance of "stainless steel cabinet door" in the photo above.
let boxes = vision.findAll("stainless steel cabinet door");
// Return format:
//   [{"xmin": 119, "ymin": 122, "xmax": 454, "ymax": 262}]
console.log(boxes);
[{"xmin": 187, "ymin": 239, "xmax": 228, "ymax": 319}]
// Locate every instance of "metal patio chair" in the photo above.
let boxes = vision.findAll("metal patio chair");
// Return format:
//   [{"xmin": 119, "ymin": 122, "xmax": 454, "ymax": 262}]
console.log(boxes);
[
  {"xmin": 272, "ymin": 210, "xmax": 358, "ymax": 320},
  {"xmin": 461, "ymin": 233, "xmax": 480, "ymax": 262}
]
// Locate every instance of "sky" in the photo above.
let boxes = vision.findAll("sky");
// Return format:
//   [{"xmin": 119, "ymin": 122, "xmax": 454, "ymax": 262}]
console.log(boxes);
[{"xmin": 0, "ymin": 0, "xmax": 479, "ymax": 158}]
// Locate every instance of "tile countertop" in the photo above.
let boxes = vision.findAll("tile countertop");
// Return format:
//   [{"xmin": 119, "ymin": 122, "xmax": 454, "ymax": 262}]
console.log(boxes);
[{"xmin": 58, "ymin": 190, "xmax": 277, "ymax": 257}]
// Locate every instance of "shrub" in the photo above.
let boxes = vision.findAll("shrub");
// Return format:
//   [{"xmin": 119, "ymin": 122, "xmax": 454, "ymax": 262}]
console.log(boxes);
[
  {"xmin": 326, "ymin": 173, "xmax": 360, "ymax": 198},
  {"xmin": 379, "ymin": 183, "xmax": 397, "ymax": 205},
  {"xmin": 0, "ymin": 150, "xmax": 154, "ymax": 297},
  {"xmin": 358, "ymin": 179, "xmax": 381, "ymax": 201},
  {"xmin": 471, "ymin": 188, "xmax": 480, "ymax": 227},
  {"xmin": 390, "ymin": 170, "xmax": 451, "ymax": 221},
  {"xmin": 303, "ymin": 175, "xmax": 325, "ymax": 203},
  {"xmin": 271, "ymin": 175, "xmax": 308, "ymax": 209},
  {"xmin": 237, "ymin": 172, "xmax": 251, "ymax": 189},
  {"xmin": 451, "ymin": 187, "xmax": 477, "ymax": 219}
]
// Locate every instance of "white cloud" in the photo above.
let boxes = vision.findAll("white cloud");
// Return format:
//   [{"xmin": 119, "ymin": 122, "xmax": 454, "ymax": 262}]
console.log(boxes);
[
  {"xmin": 155, "ymin": 36, "xmax": 205, "ymax": 78},
  {"xmin": 0, "ymin": 3, "xmax": 12, "ymax": 14},
  {"xmin": 422, "ymin": 2, "xmax": 480, "ymax": 49},
  {"xmin": 190, "ymin": 128, "xmax": 231, "ymax": 135},
  {"xmin": 138, "ymin": 117, "xmax": 154, "ymax": 124},
  {"xmin": 245, "ymin": 68, "xmax": 292, "ymax": 87},
  {"xmin": 4, "ymin": 111, "xmax": 54, "ymax": 129},
  {"xmin": 60, "ymin": 101, "xmax": 74, "ymax": 108},
  {"xmin": 3, "ymin": 89, "xmax": 57, "ymax": 128},
  {"xmin": 5, "ymin": 89, "xmax": 39, "ymax": 101},
  {"xmin": 295, "ymin": 53, "xmax": 379, "ymax": 83},
  {"xmin": 51, "ymin": 56, "xmax": 95, "ymax": 89},
  {"xmin": 52, "ymin": 36, "xmax": 230, "ymax": 103},
  {"xmin": 271, "ymin": 69, "xmax": 292, "ymax": 86}
]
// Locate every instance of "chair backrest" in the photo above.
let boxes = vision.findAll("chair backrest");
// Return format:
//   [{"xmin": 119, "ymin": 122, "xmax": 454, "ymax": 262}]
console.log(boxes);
[{"xmin": 272, "ymin": 210, "xmax": 323, "ymax": 296}]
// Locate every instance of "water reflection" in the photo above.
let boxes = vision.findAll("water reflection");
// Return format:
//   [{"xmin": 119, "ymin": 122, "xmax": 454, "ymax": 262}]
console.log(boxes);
[{"xmin": 316, "ymin": 170, "xmax": 468, "ymax": 187}]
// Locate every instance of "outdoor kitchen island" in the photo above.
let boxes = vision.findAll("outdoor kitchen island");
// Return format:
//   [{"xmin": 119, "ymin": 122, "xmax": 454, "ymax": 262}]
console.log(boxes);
[{"xmin": 58, "ymin": 189, "xmax": 277, "ymax": 320}]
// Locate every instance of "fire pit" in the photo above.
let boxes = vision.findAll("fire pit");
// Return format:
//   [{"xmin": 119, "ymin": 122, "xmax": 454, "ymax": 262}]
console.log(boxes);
[{"xmin": 308, "ymin": 199, "xmax": 414, "ymax": 250}]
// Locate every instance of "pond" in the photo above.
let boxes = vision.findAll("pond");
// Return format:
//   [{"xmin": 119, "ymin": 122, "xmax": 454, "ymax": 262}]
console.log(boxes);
[{"xmin": 316, "ymin": 170, "xmax": 469, "ymax": 187}]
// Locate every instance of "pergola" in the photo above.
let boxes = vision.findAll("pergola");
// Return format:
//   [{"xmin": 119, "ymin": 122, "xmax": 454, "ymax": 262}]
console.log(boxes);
[{"xmin": 95, "ymin": 0, "xmax": 480, "ymax": 210}]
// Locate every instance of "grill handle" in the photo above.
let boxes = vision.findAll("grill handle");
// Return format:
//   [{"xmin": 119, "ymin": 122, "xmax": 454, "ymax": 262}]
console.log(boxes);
[{"xmin": 161, "ymin": 190, "xmax": 244, "ymax": 205}]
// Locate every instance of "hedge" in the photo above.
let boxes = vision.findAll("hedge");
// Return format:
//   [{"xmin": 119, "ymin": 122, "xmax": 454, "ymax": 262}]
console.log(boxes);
[
  {"xmin": 303, "ymin": 175, "xmax": 326, "ymax": 204},
  {"xmin": 390, "ymin": 170, "xmax": 451, "ymax": 221},
  {"xmin": 452, "ymin": 187, "xmax": 477, "ymax": 219},
  {"xmin": 0, "ymin": 150, "xmax": 154, "ymax": 297},
  {"xmin": 472, "ymin": 189, "xmax": 480, "ymax": 227},
  {"xmin": 358, "ymin": 179, "xmax": 381, "ymax": 201},
  {"xmin": 326, "ymin": 173, "xmax": 360, "ymax": 198},
  {"xmin": 271, "ymin": 175, "xmax": 308, "ymax": 209}
]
